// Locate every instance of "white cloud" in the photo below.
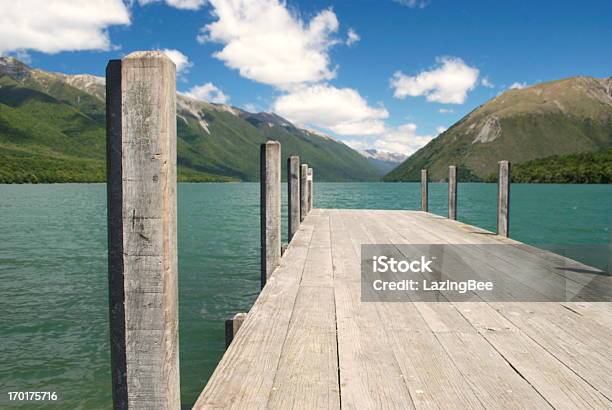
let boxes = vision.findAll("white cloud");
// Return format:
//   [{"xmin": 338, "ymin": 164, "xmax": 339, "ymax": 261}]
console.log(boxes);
[
  {"xmin": 391, "ymin": 57, "xmax": 479, "ymax": 104},
  {"xmin": 436, "ymin": 126, "xmax": 447, "ymax": 134},
  {"xmin": 138, "ymin": 0, "xmax": 207, "ymax": 10},
  {"xmin": 438, "ymin": 108, "xmax": 454, "ymax": 114},
  {"xmin": 346, "ymin": 28, "xmax": 360, "ymax": 46},
  {"xmin": 481, "ymin": 77, "xmax": 494, "ymax": 88},
  {"xmin": 184, "ymin": 82, "xmax": 229, "ymax": 103},
  {"xmin": 161, "ymin": 49, "xmax": 193, "ymax": 74},
  {"xmin": 0, "ymin": 0, "xmax": 130, "ymax": 54},
  {"xmin": 509, "ymin": 81, "xmax": 528, "ymax": 89},
  {"xmin": 198, "ymin": 0, "xmax": 340, "ymax": 89},
  {"xmin": 243, "ymin": 103, "xmax": 258, "ymax": 112},
  {"xmin": 373, "ymin": 123, "xmax": 434, "ymax": 155},
  {"xmin": 344, "ymin": 123, "xmax": 444, "ymax": 156},
  {"xmin": 272, "ymin": 84, "xmax": 388, "ymax": 136},
  {"xmin": 393, "ymin": 0, "xmax": 430, "ymax": 8}
]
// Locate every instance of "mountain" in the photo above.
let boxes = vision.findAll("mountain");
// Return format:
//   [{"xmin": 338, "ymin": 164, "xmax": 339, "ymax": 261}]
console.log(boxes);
[
  {"xmin": 0, "ymin": 57, "xmax": 382, "ymax": 183},
  {"xmin": 384, "ymin": 76, "xmax": 612, "ymax": 182},
  {"xmin": 360, "ymin": 149, "xmax": 407, "ymax": 173}
]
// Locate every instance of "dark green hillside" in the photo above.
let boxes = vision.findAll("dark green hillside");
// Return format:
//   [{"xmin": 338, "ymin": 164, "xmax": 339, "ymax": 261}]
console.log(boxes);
[
  {"xmin": 485, "ymin": 148, "xmax": 612, "ymax": 184},
  {"xmin": 384, "ymin": 76, "xmax": 612, "ymax": 182},
  {"xmin": 0, "ymin": 57, "xmax": 381, "ymax": 183}
]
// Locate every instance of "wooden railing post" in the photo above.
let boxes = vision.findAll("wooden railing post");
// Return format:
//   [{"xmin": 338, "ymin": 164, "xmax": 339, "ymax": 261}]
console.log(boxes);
[
  {"xmin": 300, "ymin": 164, "xmax": 308, "ymax": 221},
  {"xmin": 288, "ymin": 156, "xmax": 300, "ymax": 240},
  {"xmin": 421, "ymin": 169, "xmax": 428, "ymax": 212},
  {"xmin": 448, "ymin": 165, "xmax": 457, "ymax": 220},
  {"xmin": 260, "ymin": 141, "xmax": 281, "ymax": 288},
  {"xmin": 225, "ymin": 312, "xmax": 247, "ymax": 349},
  {"xmin": 106, "ymin": 51, "xmax": 180, "ymax": 409},
  {"xmin": 497, "ymin": 160, "xmax": 510, "ymax": 237}
]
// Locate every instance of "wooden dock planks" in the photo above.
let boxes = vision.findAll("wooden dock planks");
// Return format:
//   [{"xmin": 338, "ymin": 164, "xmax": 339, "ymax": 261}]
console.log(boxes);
[{"xmin": 195, "ymin": 209, "xmax": 612, "ymax": 409}]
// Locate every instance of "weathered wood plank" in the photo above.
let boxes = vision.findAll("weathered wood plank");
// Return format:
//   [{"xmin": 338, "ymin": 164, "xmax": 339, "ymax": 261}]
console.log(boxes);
[
  {"xmin": 198, "ymin": 208, "xmax": 610, "ymax": 409},
  {"xmin": 194, "ymin": 214, "xmax": 317, "ymax": 409},
  {"xmin": 106, "ymin": 51, "xmax": 180, "ymax": 410},
  {"xmin": 267, "ymin": 286, "xmax": 340, "ymax": 409}
]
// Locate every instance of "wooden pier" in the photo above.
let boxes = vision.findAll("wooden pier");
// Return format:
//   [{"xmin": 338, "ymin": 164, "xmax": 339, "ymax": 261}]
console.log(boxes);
[
  {"xmin": 105, "ymin": 52, "xmax": 611, "ymax": 409},
  {"xmin": 195, "ymin": 208, "xmax": 612, "ymax": 409}
]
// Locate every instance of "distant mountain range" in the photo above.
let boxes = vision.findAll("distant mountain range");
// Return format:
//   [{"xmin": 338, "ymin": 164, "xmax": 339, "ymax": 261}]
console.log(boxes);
[
  {"xmin": 385, "ymin": 76, "xmax": 612, "ymax": 181},
  {"xmin": 0, "ymin": 57, "xmax": 383, "ymax": 183},
  {"xmin": 360, "ymin": 149, "xmax": 407, "ymax": 173}
]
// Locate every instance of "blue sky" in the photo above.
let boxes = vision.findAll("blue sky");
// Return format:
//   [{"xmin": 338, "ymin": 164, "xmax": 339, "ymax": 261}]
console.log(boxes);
[{"xmin": 1, "ymin": 0, "xmax": 611, "ymax": 155}]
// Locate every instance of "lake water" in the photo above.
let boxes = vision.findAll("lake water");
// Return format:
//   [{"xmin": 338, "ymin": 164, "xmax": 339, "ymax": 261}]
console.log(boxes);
[{"xmin": 1, "ymin": 182, "xmax": 610, "ymax": 408}]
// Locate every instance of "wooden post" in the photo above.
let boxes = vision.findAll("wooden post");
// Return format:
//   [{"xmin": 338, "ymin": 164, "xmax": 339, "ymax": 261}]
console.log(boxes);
[
  {"xmin": 497, "ymin": 160, "xmax": 510, "ymax": 237},
  {"xmin": 225, "ymin": 312, "xmax": 247, "ymax": 349},
  {"xmin": 287, "ymin": 156, "xmax": 300, "ymax": 240},
  {"xmin": 448, "ymin": 165, "xmax": 457, "ymax": 220},
  {"xmin": 421, "ymin": 169, "xmax": 428, "ymax": 212},
  {"xmin": 300, "ymin": 164, "xmax": 308, "ymax": 221},
  {"xmin": 308, "ymin": 168, "xmax": 314, "ymax": 211},
  {"xmin": 260, "ymin": 141, "xmax": 281, "ymax": 288},
  {"xmin": 106, "ymin": 51, "xmax": 180, "ymax": 409}
]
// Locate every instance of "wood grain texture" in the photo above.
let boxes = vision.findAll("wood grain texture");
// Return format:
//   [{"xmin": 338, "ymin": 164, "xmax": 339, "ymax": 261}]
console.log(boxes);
[
  {"xmin": 197, "ymin": 209, "xmax": 611, "ymax": 409},
  {"xmin": 225, "ymin": 313, "xmax": 247, "ymax": 349},
  {"xmin": 497, "ymin": 160, "xmax": 510, "ymax": 237},
  {"xmin": 287, "ymin": 156, "xmax": 300, "ymax": 240},
  {"xmin": 107, "ymin": 51, "xmax": 180, "ymax": 410},
  {"xmin": 260, "ymin": 141, "xmax": 281, "ymax": 288},
  {"xmin": 300, "ymin": 164, "xmax": 308, "ymax": 221}
]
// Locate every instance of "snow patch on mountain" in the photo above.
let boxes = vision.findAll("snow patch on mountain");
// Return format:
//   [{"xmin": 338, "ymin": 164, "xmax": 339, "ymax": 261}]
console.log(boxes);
[{"xmin": 361, "ymin": 149, "xmax": 406, "ymax": 163}]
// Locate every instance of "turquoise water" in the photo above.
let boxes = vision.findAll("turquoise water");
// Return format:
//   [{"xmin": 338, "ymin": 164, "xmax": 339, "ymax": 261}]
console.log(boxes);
[{"xmin": 0, "ymin": 182, "xmax": 610, "ymax": 408}]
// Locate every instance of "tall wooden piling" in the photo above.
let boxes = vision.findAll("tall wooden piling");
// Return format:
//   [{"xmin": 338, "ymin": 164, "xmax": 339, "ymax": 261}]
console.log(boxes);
[
  {"xmin": 260, "ymin": 141, "xmax": 281, "ymax": 288},
  {"xmin": 106, "ymin": 51, "xmax": 180, "ymax": 409},
  {"xmin": 300, "ymin": 164, "xmax": 308, "ymax": 221},
  {"xmin": 288, "ymin": 156, "xmax": 300, "ymax": 240},
  {"xmin": 497, "ymin": 160, "xmax": 510, "ymax": 237},
  {"xmin": 307, "ymin": 168, "xmax": 314, "ymax": 211},
  {"xmin": 421, "ymin": 169, "xmax": 428, "ymax": 212},
  {"xmin": 448, "ymin": 165, "xmax": 457, "ymax": 220}
]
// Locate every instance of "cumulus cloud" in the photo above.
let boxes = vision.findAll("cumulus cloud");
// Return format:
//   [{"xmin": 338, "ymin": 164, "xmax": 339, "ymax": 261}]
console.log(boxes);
[
  {"xmin": 481, "ymin": 77, "xmax": 494, "ymax": 88},
  {"xmin": 391, "ymin": 57, "xmax": 479, "ymax": 104},
  {"xmin": 137, "ymin": 0, "xmax": 207, "ymax": 10},
  {"xmin": 184, "ymin": 82, "xmax": 229, "ymax": 103},
  {"xmin": 438, "ymin": 108, "xmax": 454, "ymax": 114},
  {"xmin": 272, "ymin": 84, "xmax": 388, "ymax": 136},
  {"xmin": 343, "ymin": 123, "xmax": 436, "ymax": 156},
  {"xmin": 0, "ymin": 0, "xmax": 130, "ymax": 54},
  {"xmin": 509, "ymin": 81, "xmax": 528, "ymax": 89},
  {"xmin": 198, "ymin": 0, "xmax": 340, "ymax": 89},
  {"xmin": 346, "ymin": 28, "xmax": 360, "ymax": 46},
  {"xmin": 161, "ymin": 49, "xmax": 193, "ymax": 74}
]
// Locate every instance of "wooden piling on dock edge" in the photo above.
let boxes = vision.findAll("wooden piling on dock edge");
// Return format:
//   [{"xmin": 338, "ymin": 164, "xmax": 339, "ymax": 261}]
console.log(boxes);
[
  {"xmin": 421, "ymin": 169, "xmax": 428, "ymax": 212},
  {"xmin": 225, "ymin": 313, "xmax": 247, "ymax": 349},
  {"xmin": 288, "ymin": 156, "xmax": 300, "ymax": 240},
  {"xmin": 260, "ymin": 141, "xmax": 281, "ymax": 288},
  {"xmin": 448, "ymin": 165, "xmax": 457, "ymax": 220},
  {"xmin": 308, "ymin": 168, "xmax": 314, "ymax": 211},
  {"xmin": 300, "ymin": 164, "xmax": 308, "ymax": 221},
  {"xmin": 106, "ymin": 51, "xmax": 180, "ymax": 409},
  {"xmin": 497, "ymin": 160, "xmax": 510, "ymax": 237}
]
